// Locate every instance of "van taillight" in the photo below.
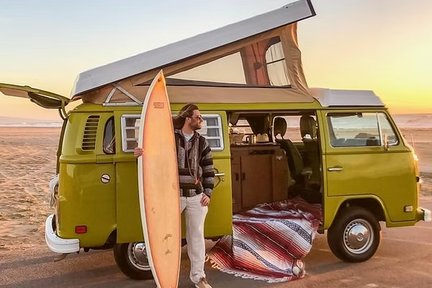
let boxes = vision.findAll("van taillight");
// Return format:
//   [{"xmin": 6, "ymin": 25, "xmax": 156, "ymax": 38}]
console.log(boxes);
[{"xmin": 75, "ymin": 226, "xmax": 87, "ymax": 234}]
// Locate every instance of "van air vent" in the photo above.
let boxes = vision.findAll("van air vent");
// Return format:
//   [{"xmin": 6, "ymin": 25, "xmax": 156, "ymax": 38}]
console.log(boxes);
[{"xmin": 82, "ymin": 115, "xmax": 100, "ymax": 150}]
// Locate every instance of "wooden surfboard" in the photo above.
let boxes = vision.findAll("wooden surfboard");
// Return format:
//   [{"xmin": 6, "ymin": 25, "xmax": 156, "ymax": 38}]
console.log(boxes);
[{"xmin": 137, "ymin": 70, "xmax": 181, "ymax": 288}]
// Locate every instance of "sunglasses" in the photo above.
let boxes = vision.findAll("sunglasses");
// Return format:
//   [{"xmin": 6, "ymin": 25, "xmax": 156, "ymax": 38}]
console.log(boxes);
[{"xmin": 191, "ymin": 115, "xmax": 204, "ymax": 121}]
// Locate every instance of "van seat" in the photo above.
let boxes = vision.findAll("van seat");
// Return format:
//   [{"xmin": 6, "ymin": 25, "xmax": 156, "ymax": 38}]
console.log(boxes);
[
  {"xmin": 300, "ymin": 115, "xmax": 320, "ymax": 185},
  {"xmin": 273, "ymin": 117, "xmax": 308, "ymax": 185}
]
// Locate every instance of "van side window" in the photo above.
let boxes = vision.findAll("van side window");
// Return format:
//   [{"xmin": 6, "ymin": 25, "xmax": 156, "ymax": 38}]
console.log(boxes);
[
  {"xmin": 265, "ymin": 40, "xmax": 289, "ymax": 86},
  {"xmin": 327, "ymin": 112, "xmax": 398, "ymax": 147},
  {"xmin": 198, "ymin": 114, "xmax": 224, "ymax": 151},
  {"xmin": 103, "ymin": 116, "xmax": 115, "ymax": 154},
  {"xmin": 120, "ymin": 114, "xmax": 223, "ymax": 152},
  {"xmin": 121, "ymin": 114, "xmax": 140, "ymax": 152}
]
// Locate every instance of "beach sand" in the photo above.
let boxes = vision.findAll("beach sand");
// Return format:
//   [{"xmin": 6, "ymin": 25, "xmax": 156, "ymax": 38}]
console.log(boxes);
[
  {"xmin": 0, "ymin": 127, "xmax": 60, "ymax": 251},
  {"xmin": 0, "ymin": 127, "xmax": 431, "ymax": 252}
]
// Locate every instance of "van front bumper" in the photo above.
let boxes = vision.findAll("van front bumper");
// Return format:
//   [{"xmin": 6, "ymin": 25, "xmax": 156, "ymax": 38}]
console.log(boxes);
[
  {"xmin": 418, "ymin": 207, "xmax": 432, "ymax": 222},
  {"xmin": 45, "ymin": 214, "xmax": 80, "ymax": 253}
]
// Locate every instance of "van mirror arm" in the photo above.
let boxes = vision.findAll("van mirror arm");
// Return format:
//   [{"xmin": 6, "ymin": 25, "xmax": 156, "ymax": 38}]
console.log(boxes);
[{"xmin": 383, "ymin": 133, "xmax": 389, "ymax": 151}]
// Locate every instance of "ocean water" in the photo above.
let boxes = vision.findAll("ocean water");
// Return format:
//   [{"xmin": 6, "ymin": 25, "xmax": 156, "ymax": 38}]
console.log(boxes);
[
  {"xmin": 0, "ymin": 117, "xmax": 62, "ymax": 128},
  {"xmin": 392, "ymin": 114, "xmax": 432, "ymax": 129},
  {"xmin": 0, "ymin": 122, "xmax": 62, "ymax": 128}
]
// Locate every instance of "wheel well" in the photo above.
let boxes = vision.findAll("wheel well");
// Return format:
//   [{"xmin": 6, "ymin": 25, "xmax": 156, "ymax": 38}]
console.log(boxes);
[
  {"xmin": 105, "ymin": 229, "xmax": 117, "ymax": 247},
  {"xmin": 89, "ymin": 229, "xmax": 117, "ymax": 250},
  {"xmin": 337, "ymin": 198, "xmax": 385, "ymax": 222}
]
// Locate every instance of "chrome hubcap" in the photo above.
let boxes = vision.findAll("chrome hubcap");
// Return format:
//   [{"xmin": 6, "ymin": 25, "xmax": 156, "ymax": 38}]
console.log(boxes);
[
  {"xmin": 127, "ymin": 242, "xmax": 151, "ymax": 271},
  {"xmin": 343, "ymin": 219, "xmax": 373, "ymax": 254}
]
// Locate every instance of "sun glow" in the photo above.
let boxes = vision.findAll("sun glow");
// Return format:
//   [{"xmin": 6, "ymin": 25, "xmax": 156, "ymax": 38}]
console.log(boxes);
[{"xmin": 1, "ymin": 0, "xmax": 432, "ymax": 122}]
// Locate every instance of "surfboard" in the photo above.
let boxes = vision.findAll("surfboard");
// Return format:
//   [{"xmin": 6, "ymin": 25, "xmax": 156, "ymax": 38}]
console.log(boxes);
[{"xmin": 137, "ymin": 70, "xmax": 181, "ymax": 288}]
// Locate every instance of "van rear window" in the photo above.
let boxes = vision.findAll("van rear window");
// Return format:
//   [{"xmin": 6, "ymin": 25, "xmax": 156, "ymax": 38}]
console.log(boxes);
[{"xmin": 103, "ymin": 117, "xmax": 116, "ymax": 154}]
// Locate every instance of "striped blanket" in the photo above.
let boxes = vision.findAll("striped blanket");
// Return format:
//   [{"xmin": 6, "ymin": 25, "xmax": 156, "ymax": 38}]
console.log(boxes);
[{"xmin": 207, "ymin": 198, "xmax": 322, "ymax": 283}]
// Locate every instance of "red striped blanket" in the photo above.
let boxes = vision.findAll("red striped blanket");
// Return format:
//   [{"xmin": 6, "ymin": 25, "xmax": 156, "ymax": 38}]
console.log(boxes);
[{"xmin": 207, "ymin": 198, "xmax": 322, "ymax": 283}]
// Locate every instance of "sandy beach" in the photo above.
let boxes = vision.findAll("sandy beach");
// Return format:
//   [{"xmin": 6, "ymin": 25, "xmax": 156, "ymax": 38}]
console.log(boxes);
[
  {"xmin": 0, "ymin": 126, "xmax": 431, "ymax": 253},
  {"xmin": 0, "ymin": 127, "xmax": 60, "ymax": 251}
]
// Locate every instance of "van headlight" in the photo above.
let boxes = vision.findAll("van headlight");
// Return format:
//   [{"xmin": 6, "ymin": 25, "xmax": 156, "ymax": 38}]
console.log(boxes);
[{"xmin": 48, "ymin": 174, "xmax": 59, "ymax": 208}]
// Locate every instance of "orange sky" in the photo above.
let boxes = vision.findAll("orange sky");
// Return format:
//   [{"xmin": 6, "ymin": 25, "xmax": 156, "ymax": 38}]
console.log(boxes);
[
  {"xmin": 299, "ymin": 0, "xmax": 432, "ymax": 115},
  {"xmin": 1, "ymin": 0, "xmax": 431, "ymax": 121}
]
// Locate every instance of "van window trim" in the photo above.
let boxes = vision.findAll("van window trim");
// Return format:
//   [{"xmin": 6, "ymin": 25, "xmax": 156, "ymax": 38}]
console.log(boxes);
[
  {"xmin": 199, "ymin": 113, "xmax": 224, "ymax": 151},
  {"xmin": 120, "ymin": 114, "xmax": 141, "ymax": 153}
]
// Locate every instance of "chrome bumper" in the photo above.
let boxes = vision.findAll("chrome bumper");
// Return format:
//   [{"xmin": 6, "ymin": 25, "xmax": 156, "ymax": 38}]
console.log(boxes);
[{"xmin": 45, "ymin": 214, "xmax": 80, "ymax": 253}]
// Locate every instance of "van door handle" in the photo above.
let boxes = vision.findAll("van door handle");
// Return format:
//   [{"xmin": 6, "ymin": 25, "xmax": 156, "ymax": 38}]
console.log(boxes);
[
  {"xmin": 215, "ymin": 172, "xmax": 225, "ymax": 177},
  {"xmin": 327, "ymin": 166, "xmax": 343, "ymax": 172}
]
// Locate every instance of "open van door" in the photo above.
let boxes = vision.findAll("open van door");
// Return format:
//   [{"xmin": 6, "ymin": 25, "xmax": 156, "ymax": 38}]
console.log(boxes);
[{"xmin": 0, "ymin": 83, "xmax": 70, "ymax": 119}]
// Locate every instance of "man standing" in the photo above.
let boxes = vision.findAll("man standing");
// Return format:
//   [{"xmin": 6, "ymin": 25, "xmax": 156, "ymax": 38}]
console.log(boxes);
[{"xmin": 135, "ymin": 103, "xmax": 214, "ymax": 288}]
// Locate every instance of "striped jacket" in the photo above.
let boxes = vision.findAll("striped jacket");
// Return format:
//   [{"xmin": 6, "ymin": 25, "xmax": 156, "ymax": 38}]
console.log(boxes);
[{"xmin": 174, "ymin": 129, "xmax": 215, "ymax": 198}]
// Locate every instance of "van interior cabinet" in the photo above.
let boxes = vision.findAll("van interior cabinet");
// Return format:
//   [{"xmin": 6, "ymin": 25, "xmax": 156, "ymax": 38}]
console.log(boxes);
[{"xmin": 231, "ymin": 145, "xmax": 289, "ymax": 213}]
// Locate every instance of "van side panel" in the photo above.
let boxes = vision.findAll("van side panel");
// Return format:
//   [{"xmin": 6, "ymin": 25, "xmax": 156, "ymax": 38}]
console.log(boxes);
[
  {"xmin": 115, "ymin": 110, "xmax": 233, "ymax": 243},
  {"xmin": 58, "ymin": 112, "xmax": 116, "ymax": 247},
  {"xmin": 115, "ymin": 161, "xmax": 144, "ymax": 243},
  {"xmin": 113, "ymin": 110, "xmax": 143, "ymax": 243},
  {"xmin": 200, "ymin": 111, "xmax": 233, "ymax": 237},
  {"xmin": 57, "ymin": 163, "xmax": 116, "ymax": 246},
  {"xmin": 203, "ymin": 157, "xmax": 233, "ymax": 237}
]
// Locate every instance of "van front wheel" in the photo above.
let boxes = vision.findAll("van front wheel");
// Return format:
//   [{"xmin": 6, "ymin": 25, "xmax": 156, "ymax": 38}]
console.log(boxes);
[
  {"xmin": 327, "ymin": 207, "xmax": 381, "ymax": 262},
  {"xmin": 113, "ymin": 242, "xmax": 153, "ymax": 280}
]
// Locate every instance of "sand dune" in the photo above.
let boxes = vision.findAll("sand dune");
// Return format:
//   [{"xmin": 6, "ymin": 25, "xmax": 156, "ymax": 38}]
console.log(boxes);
[{"xmin": 0, "ymin": 127, "xmax": 430, "ymax": 252}]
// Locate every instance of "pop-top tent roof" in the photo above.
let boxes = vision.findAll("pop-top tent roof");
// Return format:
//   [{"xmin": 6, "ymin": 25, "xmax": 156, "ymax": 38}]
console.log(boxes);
[{"xmin": 71, "ymin": 0, "xmax": 315, "ymax": 102}]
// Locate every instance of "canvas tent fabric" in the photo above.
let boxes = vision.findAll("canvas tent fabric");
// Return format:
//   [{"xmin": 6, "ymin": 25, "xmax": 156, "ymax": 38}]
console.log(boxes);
[{"xmin": 71, "ymin": 1, "xmax": 316, "ymax": 105}]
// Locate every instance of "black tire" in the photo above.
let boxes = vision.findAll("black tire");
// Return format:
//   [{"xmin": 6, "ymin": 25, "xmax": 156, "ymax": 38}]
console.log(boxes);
[
  {"xmin": 327, "ymin": 207, "xmax": 381, "ymax": 262},
  {"xmin": 113, "ymin": 242, "xmax": 153, "ymax": 280}
]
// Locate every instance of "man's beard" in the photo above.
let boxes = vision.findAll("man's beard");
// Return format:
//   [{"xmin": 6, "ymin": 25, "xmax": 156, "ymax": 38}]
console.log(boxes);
[{"xmin": 191, "ymin": 122, "xmax": 202, "ymax": 131}]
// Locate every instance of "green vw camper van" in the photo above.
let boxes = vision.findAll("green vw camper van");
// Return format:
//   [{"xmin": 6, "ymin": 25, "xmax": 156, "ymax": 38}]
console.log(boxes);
[{"xmin": 1, "ymin": 0, "xmax": 430, "ymax": 280}]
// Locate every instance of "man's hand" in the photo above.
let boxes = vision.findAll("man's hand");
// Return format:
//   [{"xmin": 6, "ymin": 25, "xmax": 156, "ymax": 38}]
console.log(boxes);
[
  {"xmin": 200, "ymin": 194, "xmax": 210, "ymax": 207},
  {"xmin": 134, "ymin": 147, "xmax": 143, "ymax": 158}
]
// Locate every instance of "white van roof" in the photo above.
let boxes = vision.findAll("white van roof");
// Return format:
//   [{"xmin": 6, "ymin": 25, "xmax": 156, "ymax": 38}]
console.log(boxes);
[
  {"xmin": 71, "ymin": 0, "xmax": 315, "ymax": 97},
  {"xmin": 311, "ymin": 88, "xmax": 385, "ymax": 107}
]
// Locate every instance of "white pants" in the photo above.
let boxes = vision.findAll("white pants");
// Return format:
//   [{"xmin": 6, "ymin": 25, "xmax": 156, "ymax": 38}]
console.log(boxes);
[{"xmin": 180, "ymin": 194, "xmax": 208, "ymax": 284}]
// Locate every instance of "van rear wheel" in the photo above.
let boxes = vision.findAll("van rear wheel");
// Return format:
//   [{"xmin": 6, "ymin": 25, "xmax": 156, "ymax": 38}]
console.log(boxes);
[
  {"xmin": 327, "ymin": 207, "xmax": 381, "ymax": 262},
  {"xmin": 113, "ymin": 242, "xmax": 153, "ymax": 280}
]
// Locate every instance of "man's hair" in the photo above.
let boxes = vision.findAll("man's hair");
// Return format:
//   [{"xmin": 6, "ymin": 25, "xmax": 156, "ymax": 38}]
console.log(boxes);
[{"xmin": 173, "ymin": 103, "xmax": 199, "ymax": 129}]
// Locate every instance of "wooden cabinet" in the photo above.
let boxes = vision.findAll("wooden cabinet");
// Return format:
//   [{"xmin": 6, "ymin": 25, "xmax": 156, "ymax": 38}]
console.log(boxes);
[{"xmin": 231, "ymin": 144, "xmax": 289, "ymax": 213}]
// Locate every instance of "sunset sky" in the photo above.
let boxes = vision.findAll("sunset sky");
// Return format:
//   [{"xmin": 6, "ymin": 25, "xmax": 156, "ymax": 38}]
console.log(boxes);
[{"xmin": 1, "ymin": 0, "xmax": 431, "ymax": 121}]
